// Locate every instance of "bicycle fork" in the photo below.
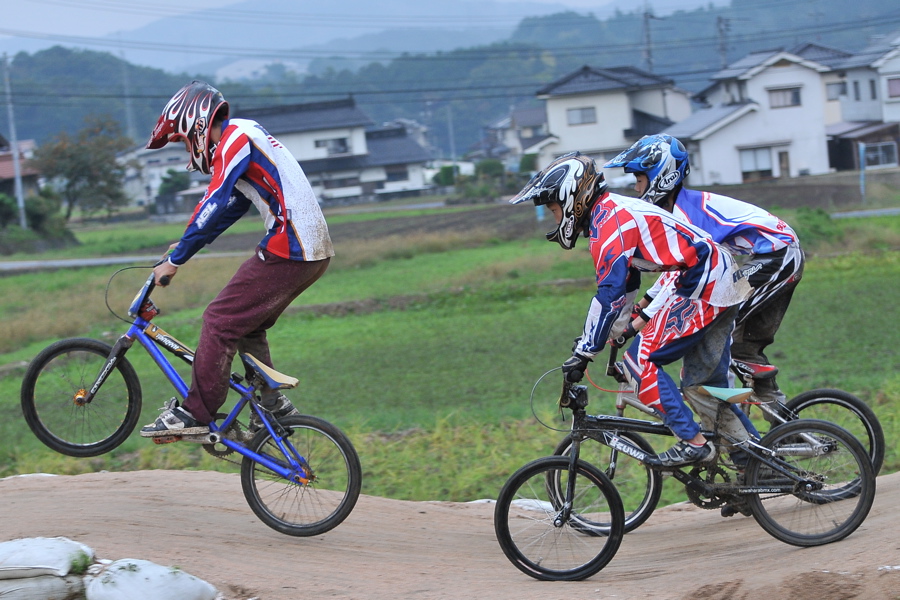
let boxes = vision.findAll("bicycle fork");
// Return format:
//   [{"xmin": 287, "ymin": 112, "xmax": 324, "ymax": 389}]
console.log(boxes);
[
  {"xmin": 556, "ymin": 436, "xmax": 582, "ymax": 527},
  {"xmin": 77, "ymin": 335, "xmax": 134, "ymax": 405}
]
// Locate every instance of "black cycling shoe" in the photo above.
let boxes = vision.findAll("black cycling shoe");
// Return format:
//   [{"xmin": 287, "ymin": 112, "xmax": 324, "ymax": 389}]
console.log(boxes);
[{"xmin": 652, "ymin": 441, "xmax": 713, "ymax": 467}]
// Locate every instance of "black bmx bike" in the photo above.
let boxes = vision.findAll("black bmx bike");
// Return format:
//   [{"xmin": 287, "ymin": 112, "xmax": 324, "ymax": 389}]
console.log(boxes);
[{"xmin": 493, "ymin": 368, "xmax": 876, "ymax": 581}]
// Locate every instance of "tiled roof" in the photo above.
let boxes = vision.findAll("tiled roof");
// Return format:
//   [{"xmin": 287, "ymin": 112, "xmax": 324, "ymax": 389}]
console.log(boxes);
[
  {"xmin": 0, "ymin": 154, "xmax": 39, "ymax": 180},
  {"xmin": 537, "ymin": 65, "xmax": 674, "ymax": 97},
  {"xmin": 664, "ymin": 102, "xmax": 757, "ymax": 140},
  {"xmin": 790, "ymin": 43, "xmax": 852, "ymax": 69},
  {"xmin": 835, "ymin": 29, "xmax": 900, "ymax": 69},
  {"xmin": 237, "ymin": 97, "xmax": 373, "ymax": 135},
  {"xmin": 710, "ymin": 49, "xmax": 782, "ymax": 81},
  {"xmin": 300, "ymin": 126, "xmax": 431, "ymax": 175}
]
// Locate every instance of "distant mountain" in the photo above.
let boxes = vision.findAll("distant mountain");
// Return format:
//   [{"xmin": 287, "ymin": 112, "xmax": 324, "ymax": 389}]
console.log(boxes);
[
  {"xmin": 43, "ymin": 0, "xmax": 582, "ymax": 75},
  {"xmin": 0, "ymin": 0, "xmax": 734, "ymax": 81}
]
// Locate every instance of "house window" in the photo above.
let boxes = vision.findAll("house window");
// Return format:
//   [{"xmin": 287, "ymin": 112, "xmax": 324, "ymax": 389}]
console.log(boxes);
[
  {"xmin": 863, "ymin": 141, "xmax": 898, "ymax": 168},
  {"xmin": 567, "ymin": 107, "xmax": 597, "ymax": 126},
  {"xmin": 853, "ymin": 81, "xmax": 861, "ymax": 101},
  {"xmin": 888, "ymin": 78, "xmax": 900, "ymax": 98},
  {"xmin": 385, "ymin": 165, "xmax": 408, "ymax": 182},
  {"xmin": 870, "ymin": 79, "xmax": 878, "ymax": 100},
  {"xmin": 740, "ymin": 147, "xmax": 773, "ymax": 182},
  {"xmin": 322, "ymin": 176, "xmax": 359, "ymax": 189},
  {"xmin": 314, "ymin": 138, "xmax": 349, "ymax": 155},
  {"xmin": 768, "ymin": 87, "xmax": 801, "ymax": 108},
  {"xmin": 826, "ymin": 81, "xmax": 847, "ymax": 100}
]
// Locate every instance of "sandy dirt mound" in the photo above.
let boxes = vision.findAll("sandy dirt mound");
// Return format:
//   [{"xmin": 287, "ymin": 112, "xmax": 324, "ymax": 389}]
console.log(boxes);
[{"xmin": 1, "ymin": 469, "xmax": 898, "ymax": 600}]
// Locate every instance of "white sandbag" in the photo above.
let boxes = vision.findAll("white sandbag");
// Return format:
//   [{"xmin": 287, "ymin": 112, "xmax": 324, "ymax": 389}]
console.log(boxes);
[
  {"xmin": 0, "ymin": 537, "xmax": 94, "ymax": 579},
  {"xmin": 84, "ymin": 559, "xmax": 217, "ymax": 600},
  {"xmin": 0, "ymin": 574, "xmax": 85, "ymax": 600}
]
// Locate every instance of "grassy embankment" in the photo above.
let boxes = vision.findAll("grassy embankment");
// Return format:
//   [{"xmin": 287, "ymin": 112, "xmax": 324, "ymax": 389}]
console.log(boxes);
[{"xmin": 0, "ymin": 201, "xmax": 897, "ymax": 508}]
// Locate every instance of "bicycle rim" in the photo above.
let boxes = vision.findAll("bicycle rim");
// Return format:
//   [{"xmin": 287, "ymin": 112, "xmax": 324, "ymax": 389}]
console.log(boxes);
[
  {"xmin": 746, "ymin": 419, "xmax": 875, "ymax": 547},
  {"xmin": 784, "ymin": 389, "xmax": 884, "ymax": 475},
  {"xmin": 553, "ymin": 432, "xmax": 661, "ymax": 534},
  {"xmin": 240, "ymin": 415, "xmax": 361, "ymax": 537},
  {"xmin": 21, "ymin": 338, "xmax": 142, "ymax": 457},
  {"xmin": 494, "ymin": 456, "xmax": 624, "ymax": 581}
]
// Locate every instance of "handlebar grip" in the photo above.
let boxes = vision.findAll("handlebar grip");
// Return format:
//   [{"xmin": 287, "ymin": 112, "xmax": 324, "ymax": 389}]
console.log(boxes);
[{"xmin": 158, "ymin": 275, "xmax": 171, "ymax": 286}]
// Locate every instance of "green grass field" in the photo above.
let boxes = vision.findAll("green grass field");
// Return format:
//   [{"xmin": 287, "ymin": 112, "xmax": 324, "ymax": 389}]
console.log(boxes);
[{"xmin": 0, "ymin": 201, "xmax": 897, "ymax": 509}]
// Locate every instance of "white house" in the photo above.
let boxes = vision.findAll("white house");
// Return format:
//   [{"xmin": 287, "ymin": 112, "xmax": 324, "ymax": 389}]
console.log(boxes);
[
  {"xmin": 669, "ymin": 50, "xmax": 832, "ymax": 185},
  {"xmin": 534, "ymin": 65, "xmax": 692, "ymax": 172},
  {"xmin": 121, "ymin": 144, "xmax": 209, "ymax": 212},
  {"xmin": 129, "ymin": 97, "xmax": 433, "ymax": 209},
  {"xmin": 824, "ymin": 30, "xmax": 900, "ymax": 170},
  {"xmin": 471, "ymin": 105, "xmax": 554, "ymax": 171},
  {"xmin": 239, "ymin": 98, "xmax": 432, "ymax": 203}
]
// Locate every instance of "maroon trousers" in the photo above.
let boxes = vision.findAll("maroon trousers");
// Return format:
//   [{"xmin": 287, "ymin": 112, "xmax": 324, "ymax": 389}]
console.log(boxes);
[{"xmin": 182, "ymin": 248, "xmax": 330, "ymax": 424}]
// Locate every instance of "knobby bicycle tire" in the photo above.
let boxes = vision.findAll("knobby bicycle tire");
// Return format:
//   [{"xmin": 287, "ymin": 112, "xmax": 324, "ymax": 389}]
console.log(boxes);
[
  {"xmin": 553, "ymin": 431, "xmax": 662, "ymax": 534},
  {"xmin": 240, "ymin": 414, "xmax": 362, "ymax": 537},
  {"xmin": 784, "ymin": 388, "xmax": 884, "ymax": 475},
  {"xmin": 21, "ymin": 338, "xmax": 142, "ymax": 457},
  {"xmin": 745, "ymin": 419, "xmax": 875, "ymax": 547},
  {"xmin": 494, "ymin": 456, "xmax": 624, "ymax": 581}
]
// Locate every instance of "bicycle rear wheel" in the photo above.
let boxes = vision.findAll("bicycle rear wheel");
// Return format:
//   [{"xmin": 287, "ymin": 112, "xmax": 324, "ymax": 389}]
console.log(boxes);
[
  {"xmin": 20, "ymin": 338, "xmax": 142, "ymax": 457},
  {"xmin": 494, "ymin": 456, "xmax": 624, "ymax": 581},
  {"xmin": 241, "ymin": 415, "xmax": 361, "ymax": 537},
  {"xmin": 784, "ymin": 389, "xmax": 884, "ymax": 475},
  {"xmin": 553, "ymin": 432, "xmax": 661, "ymax": 533},
  {"xmin": 745, "ymin": 419, "xmax": 875, "ymax": 547}
]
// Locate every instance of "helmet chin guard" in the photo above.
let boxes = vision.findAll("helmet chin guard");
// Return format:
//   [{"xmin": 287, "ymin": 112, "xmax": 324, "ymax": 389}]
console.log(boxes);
[{"xmin": 510, "ymin": 152, "xmax": 606, "ymax": 250}]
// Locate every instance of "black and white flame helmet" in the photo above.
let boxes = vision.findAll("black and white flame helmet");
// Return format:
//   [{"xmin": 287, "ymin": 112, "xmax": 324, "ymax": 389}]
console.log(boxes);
[{"xmin": 509, "ymin": 152, "xmax": 607, "ymax": 250}]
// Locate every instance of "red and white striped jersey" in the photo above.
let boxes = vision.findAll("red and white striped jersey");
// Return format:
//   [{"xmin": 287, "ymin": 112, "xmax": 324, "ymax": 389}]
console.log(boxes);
[{"xmin": 573, "ymin": 192, "xmax": 750, "ymax": 358}]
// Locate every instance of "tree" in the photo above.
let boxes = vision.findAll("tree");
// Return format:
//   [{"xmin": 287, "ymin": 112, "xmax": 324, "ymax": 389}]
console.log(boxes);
[
  {"xmin": 0, "ymin": 194, "xmax": 18, "ymax": 228},
  {"xmin": 30, "ymin": 116, "xmax": 135, "ymax": 221},
  {"xmin": 155, "ymin": 168, "xmax": 191, "ymax": 214}
]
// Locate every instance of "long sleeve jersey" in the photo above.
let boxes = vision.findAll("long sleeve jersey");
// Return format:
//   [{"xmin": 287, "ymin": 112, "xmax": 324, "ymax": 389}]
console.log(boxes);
[
  {"xmin": 168, "ymin": 118, "xmax": 334, "ymax": 266},
  {"xmin": 673, "ymin": 188, "xmax": 797, "ymax": 255},
  {"xmin": 645, "ymin": 188, "xmax": 797, "ymax": 305},
  {"xmin": 573, "ymin": 192, "xmax": 750, "ymax": 358}
]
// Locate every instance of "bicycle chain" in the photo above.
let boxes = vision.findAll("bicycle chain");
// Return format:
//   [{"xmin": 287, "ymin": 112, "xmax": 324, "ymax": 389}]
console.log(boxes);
[
  {"xmin": 685, "ymin": 465, "xmax": 732, "ymax": 509},
  {"xmin": 201, "ymin": 414, "xmax": 253, "ymax": 465}
]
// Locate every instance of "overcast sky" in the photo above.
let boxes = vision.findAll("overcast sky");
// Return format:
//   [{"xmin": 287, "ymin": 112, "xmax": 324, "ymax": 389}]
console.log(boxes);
[{"xmin": 0, "ymin": 0, "xmax": 614, "ymax": 41}]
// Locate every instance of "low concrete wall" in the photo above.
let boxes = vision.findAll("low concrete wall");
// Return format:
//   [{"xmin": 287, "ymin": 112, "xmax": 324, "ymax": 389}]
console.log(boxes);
[{"xmin": 700, "ymin": 167, "xmax": 900, "ymax": 211}]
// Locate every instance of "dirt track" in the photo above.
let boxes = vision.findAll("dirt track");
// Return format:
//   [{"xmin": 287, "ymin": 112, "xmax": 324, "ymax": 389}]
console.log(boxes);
[{"xmin": 2, "ymin": 469, "xmax": 898, "ymax": 600}]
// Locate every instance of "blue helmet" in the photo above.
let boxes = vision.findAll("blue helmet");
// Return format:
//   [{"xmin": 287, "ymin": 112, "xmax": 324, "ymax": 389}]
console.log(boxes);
[{"xmin": 604, "ymin": 134, "xmax": 689, "ymax": 205}]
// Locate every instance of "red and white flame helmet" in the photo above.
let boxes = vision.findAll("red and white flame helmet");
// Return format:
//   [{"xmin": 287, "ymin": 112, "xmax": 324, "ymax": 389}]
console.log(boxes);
[{"xmin": 146, "ymin": 80, "xmax": 229, "ymax": 174}]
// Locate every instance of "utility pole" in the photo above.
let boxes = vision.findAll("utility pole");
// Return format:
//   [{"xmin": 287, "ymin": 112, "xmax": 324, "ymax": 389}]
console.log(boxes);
[
  {"xmin": 446, "ymin": 104, "xmax": 457, "ymax": 181},
  {"xmin": 120, "ymin": 49, "xmax": 137, "ymax": 141},
  {"xmin": 2, "ymin": 53, "xmax": 27, "ymax": 230},
  {"xmin": 642, "ymin": 10, "xmax": 661, "ymax": 73},
  {"xmin": 717, "ymin": 17, "xmax": 732, "ymax": 69}
]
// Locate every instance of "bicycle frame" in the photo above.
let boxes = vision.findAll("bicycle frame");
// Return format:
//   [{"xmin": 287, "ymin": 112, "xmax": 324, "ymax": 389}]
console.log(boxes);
[
  {"xmin": 603, "ymin": 348, "xmax": 789, "ymax": 426},
  {"xmin": 83, "ymin": 273, "xmax": 311, "ymax": 484},
  {"xmin": 559, "ymin": 381, "xmax": 832, "ymax": 497}
]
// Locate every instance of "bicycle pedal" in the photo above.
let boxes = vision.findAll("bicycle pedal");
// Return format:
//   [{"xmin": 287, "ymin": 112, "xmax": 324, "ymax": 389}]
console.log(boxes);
[{"xmin": 152, "ymin": 435, "xmax": 182, "ymax": 445}]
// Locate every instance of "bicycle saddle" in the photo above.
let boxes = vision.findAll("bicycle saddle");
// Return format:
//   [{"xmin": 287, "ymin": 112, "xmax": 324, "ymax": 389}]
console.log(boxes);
[
  {"xmin": 240, "ymin": 353, "xmax": 299, "ymax": 390},
  {"xmin": 698, "ymin": 385, "xmax": 753, "ymax": 404}
]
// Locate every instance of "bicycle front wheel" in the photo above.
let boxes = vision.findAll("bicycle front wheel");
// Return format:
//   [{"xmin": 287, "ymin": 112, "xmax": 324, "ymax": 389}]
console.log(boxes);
[
  {"xmin": 241, "ymin": 415, "xmax": 361, "ymax": 537},
  {"xmin": 553, "ymin": 431, "xmax": 661, "ymax": 533},
  {"xmin": 745, "ymin": 419, "xmax": 875, "ymax": 547},
  {"xmin": 784, "ymin": 389, "xmax": 884, "ymax": 475},
  {"xmin": 494, "ymin": 456, "xmax": 624, "ymax": 581},
  {"xmin": 20, "ymin": 338, "xmax": 142, "ymax": 457}
]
